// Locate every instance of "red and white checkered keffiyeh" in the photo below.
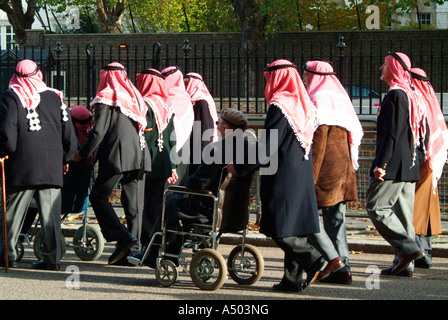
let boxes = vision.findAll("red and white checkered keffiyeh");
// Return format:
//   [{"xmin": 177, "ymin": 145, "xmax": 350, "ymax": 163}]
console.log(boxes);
[
  {"xmin": 90, "ymin": 62, "xmax": 148, "ymax": 149},
  {"xmin": 411, "ymin": 67, "xmax": 448, "ymax": 192},
  {"xmin": 161, "ymin": 66, "xmax": 194, "ymax": 152},
  {"xmin": 185, "ymin": 72, "xmax": 219, "ymax": 141},
  {"xmin": 264, "ymin": 59, "xmax": 317, "ymax": 158},
  {"xmin": 137, "ymin": 68, "xmax": 172, "ymax": 133},
  {"xmin": 385, "ymin": 52, "xmax": 425, "ymax": 160},
  {"xmin": 305, "ymin": 60, "xmax": 364, "ymax": 170},
  {"xmin": 9, "ymin": 59, "xmax": 68, "ymax": 131}
]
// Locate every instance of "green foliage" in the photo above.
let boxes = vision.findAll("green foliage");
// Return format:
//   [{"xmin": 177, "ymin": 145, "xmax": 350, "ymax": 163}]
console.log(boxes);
[{"xmin": 31, "ymin": 0, "xmax": 448, "ymax": 33}]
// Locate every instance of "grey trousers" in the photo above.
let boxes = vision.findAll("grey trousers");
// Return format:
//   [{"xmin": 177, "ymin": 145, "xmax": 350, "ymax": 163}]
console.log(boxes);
[
  {"xmin": 366, "ymin": 177, "xmax": 420, "ymax": 270},
  {"xmin": 274, "ymin": 236, "xmax": 322, "ymax": 287},
  {"xmin": 415, "ymin": 234, "xmax": 433, "ymax": 265},
  {"xmin": 307, "ymin": 226, "xmax": 339, "ymax": 262},
  {"xmin": 0, "ymin": 187, "xmax": 62, "ymax": 264},
  {"xmin": 321, "ymin": 202, "xmax": 350, "ymax": 272}
]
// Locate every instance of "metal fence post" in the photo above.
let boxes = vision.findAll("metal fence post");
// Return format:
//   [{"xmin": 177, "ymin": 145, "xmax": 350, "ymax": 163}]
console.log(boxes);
[
  {"xmin": 336, "ymin": 36, "xmax": 347, "ymax": 84},
  {"xmin": 86, "ymin": 44, "xmax": 94, "ymax": 107},
  {"xmin": 183, "ymin": 39, "xmax": 191, "ymax": 73},
  {"xmin": 55, "ymin": 41, "xmax": 63, "ymax": 91},
  {"xmin": 152, "ymin": 42, "xmax": 161, "ymax": 70}
]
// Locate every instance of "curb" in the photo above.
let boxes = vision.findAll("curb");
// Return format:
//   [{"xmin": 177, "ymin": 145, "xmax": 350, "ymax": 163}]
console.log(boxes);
[
  {"xmin": 218, "ymin": 233, "xmax": 448, "ymax": 258},
  {"xmin": 59, "ymin": 226, "xmax": 448, "ymax": 258}
]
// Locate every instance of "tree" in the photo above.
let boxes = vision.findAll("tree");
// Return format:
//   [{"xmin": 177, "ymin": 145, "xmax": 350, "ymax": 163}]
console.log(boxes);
[
  {"xmin": 0, "ymin": 0, "xmax": 36, "ymax": 44},
  {"xmin": 39, "ymin": 0, "xmax": 128, "ymax": 33},
  {"xmin": 230, "ymin": 0, "xmax": 268, "ymax": 56},
  {"xmin": 95, "ymin": 0, "xmax": 126, "ymax": 33},
  {"xmin": 128, "ymin": 0, "xmax": 238, "ymax": 33}
]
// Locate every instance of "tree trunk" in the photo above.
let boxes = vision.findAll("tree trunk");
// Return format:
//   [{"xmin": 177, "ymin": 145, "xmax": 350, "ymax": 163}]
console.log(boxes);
[
  {"xmin": 230, "ymin": 0, "xmax": 267, "ymax": 57},
  {"xmin": 230, "ymin": 0, "xmax": 267, "ymax": 97},
  {"xmin": 96, "ymin": 0, "xmax": 127, "ymax": 33},
  {"xmin": 0, "ymin": 0, "xmax": 35, "ymax": 45}
]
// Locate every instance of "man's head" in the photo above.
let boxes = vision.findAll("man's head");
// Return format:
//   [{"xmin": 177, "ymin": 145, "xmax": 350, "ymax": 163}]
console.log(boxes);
[
  {"xmin": 217, "ymin": 108, "xmax": 248, "ymax": 139},
  {"xmin": 381, "ymin": 52, "xmax": 411, "ymax": 87}
]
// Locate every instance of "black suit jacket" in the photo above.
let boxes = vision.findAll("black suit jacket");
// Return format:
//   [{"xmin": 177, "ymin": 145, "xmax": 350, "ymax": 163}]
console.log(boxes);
[
  {"xmin": 234, "ymin": 105, "xmax": 320, "ymax": 238},
  {"xmin": 0, "ymin": 89, "xmax": 77, "ymax": 188},
  {"xmin": 79, "ymin": 103, "xmax": 151, "ymax": 175},
  {"xmin": 370, "ymin": 89, "xmax": 420, "ymax": 182}
]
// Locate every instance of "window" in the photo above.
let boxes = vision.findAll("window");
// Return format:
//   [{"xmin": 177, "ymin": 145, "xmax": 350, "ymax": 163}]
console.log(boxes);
[
  {"xmin": 418, "ymin": 13, "xmax": 431, "ymax": 25},
  {"xmin": 0, "ymin": 25, "xmax": 16, "ymax": 49},
  {"xmin": 5, "ymin": 25, "xmax": 16, "ymax": 49},
  {"xmin": 51, "ymin": 71, "xmax": 66, "ymax": 94}
]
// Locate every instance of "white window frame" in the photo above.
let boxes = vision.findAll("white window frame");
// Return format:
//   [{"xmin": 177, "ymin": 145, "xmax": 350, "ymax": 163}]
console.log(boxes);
[
  {"xmin": 50, "ymin": 70, "xmax": 66, "ymax": 94},
  {"xmin": 418, "ymin": 13, "xmax": 432, "ymax": 25},
  {"xmin": 0, "ymin": 25, "xmax": 16, "ymax": 49}
]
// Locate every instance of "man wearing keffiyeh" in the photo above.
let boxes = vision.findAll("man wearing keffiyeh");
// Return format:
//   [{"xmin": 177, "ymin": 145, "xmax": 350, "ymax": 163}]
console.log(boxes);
[
  {"xmin": 411, "ymin": 67, "xmax": 448, "ymax": 269},
  {"xmin": 303, "ymin": 59, "xmax": 364, "ymax": 284},
  {"xmin": 0, "ymin": 59, "xmax": 77, "ymax": 270},
  {"xmin": 136, "ymin": 68, "xmax": 177, "ymax": 250},
  {"xmin": 161, "ymin": 66, "xmax": 194, "ymax": 185},
  {"xmin": 232, "ymin": 59, "xmax": 327, "ymax": 292},
  {"xmin": 366, "ymin": 52, "xmax": 424, "ymax": 277},
  {"xmin": 74, "ymin": 62, "xmax": 151, "ymax": 266},
  {"xmin": 184, "ymin": 72, "xmax": 219, "ymax": 175}
]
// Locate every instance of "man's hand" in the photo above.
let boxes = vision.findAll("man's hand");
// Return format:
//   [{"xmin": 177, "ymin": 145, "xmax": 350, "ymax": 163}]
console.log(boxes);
[
  {"xmin": 63, "ymin": 163, "xmax": 69, "ymax": 175},
  {"xmin": 167, "ymin": 169, "xmax": 178, "ymax": 184},
  {"xmin": 373, "ymin": 166, "xmax": 386, "ymax": 181}
]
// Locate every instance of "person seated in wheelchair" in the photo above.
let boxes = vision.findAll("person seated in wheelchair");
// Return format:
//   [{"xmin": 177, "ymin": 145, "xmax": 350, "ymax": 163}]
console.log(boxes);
[{"xmin": 142, "ymin": 108, "xmax": 251, "ymax": 268}]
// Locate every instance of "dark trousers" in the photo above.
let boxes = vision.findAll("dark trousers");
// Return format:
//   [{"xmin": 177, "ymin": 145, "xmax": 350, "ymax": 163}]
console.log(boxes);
[
  {"xmin": 89, "ymin": 170, "xmax": 145, "ymax": 245},
  {"xmin": 141, "ymin": 177, "xmax": 166, "ymax": 247},
  {"xmin": 274, "ymin": 236, "xmax": 321, "ymax": 287}
]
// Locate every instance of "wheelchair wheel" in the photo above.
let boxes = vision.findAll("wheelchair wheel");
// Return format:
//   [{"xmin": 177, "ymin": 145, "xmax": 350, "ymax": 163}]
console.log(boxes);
[
  {"xmin": 190, "ymin": 248, "xmax": 227, "ymax": 291},
  {"xmin": 156, "ymin": 259, "xmax": 178, "ymax": 287},
  {"xmin": 227, "ymin": 244, "xmax": 264, "ymax": 285},
  {"xmin": 73, "ymin": 225, "xmax": 104, "ymax": 261},
  {"xmin": 33, "ymin": 230, "xmax": 66, "ymax": 261}
]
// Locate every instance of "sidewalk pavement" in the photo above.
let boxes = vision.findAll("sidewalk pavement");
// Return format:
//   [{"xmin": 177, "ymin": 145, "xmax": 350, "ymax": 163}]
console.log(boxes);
[{"xmin": 58, "ymin": 207, "xmax": 448, "ymax": 258}]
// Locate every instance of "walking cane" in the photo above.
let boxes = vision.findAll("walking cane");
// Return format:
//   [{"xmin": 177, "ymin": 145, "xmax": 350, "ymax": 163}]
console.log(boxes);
[{"xmin": 1, "ymin": 156, "xmax": 8, "ymax": 273}]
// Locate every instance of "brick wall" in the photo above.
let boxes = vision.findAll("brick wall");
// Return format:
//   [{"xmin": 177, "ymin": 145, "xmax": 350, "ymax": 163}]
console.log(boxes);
[{"xmin": 25, "ymin": 29, "xmax": 448, "ymax": 60}]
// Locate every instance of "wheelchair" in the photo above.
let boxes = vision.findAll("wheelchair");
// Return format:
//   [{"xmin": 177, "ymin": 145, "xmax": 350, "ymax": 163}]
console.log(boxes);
[{"xmin": 128, "ymin": 167, "xmax": 264, "ymax": 291}]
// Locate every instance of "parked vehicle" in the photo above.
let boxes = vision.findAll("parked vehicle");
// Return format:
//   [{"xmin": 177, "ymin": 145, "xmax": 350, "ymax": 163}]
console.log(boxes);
[{"xmin": 344, "ymin": 83, "xmax": 381, "ymax": 118}]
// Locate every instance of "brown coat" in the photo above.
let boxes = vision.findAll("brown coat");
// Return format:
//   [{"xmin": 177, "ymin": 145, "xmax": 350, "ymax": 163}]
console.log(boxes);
[
  {"xmin": 312, "ymin": 125, "xmax": 358, "ymax": 207},
  {"xmin": 413, "ymin": 160, "xmax": 442, "ymax": 236}
]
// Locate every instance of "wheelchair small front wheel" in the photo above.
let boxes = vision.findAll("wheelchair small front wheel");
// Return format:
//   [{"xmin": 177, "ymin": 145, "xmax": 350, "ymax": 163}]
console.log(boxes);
[
  {"xmin": 227, "ymin": 244, "xmax": 264, "ymax": 285},
  {"xmin": 190, "ymin": 248, "xmax": 227, "ymax": 291},
  {"xmin": 156, "ymin": 259, "xmax": 178, "ymax": 287},
  {"xmin": 73, "ymin": 225, "xmax": 105, "ymax": 261}
]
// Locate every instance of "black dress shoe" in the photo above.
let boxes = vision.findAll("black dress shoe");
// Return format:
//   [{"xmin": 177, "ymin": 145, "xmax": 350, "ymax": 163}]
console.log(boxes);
[
  {"xmin": 272, "ymin": 281, "xmax": 301, "ymax": 293},
  {"xmin": 415, "ymin": 258, "xmax": 432, "ymax": 269},
  {"xmin": 108, "ymin": 233, "xmax": 137, "ymax": 265},
  {"xmin": 32, "ymin": 260, "xmax": 60, "ymax": 271},
  {"xmin": 381, "ymin": 266, "xmax": 413, "ymax": 277},
  {"xmin": 302, "ymin": 257, "xmax": 327, "ymax": 290}
]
